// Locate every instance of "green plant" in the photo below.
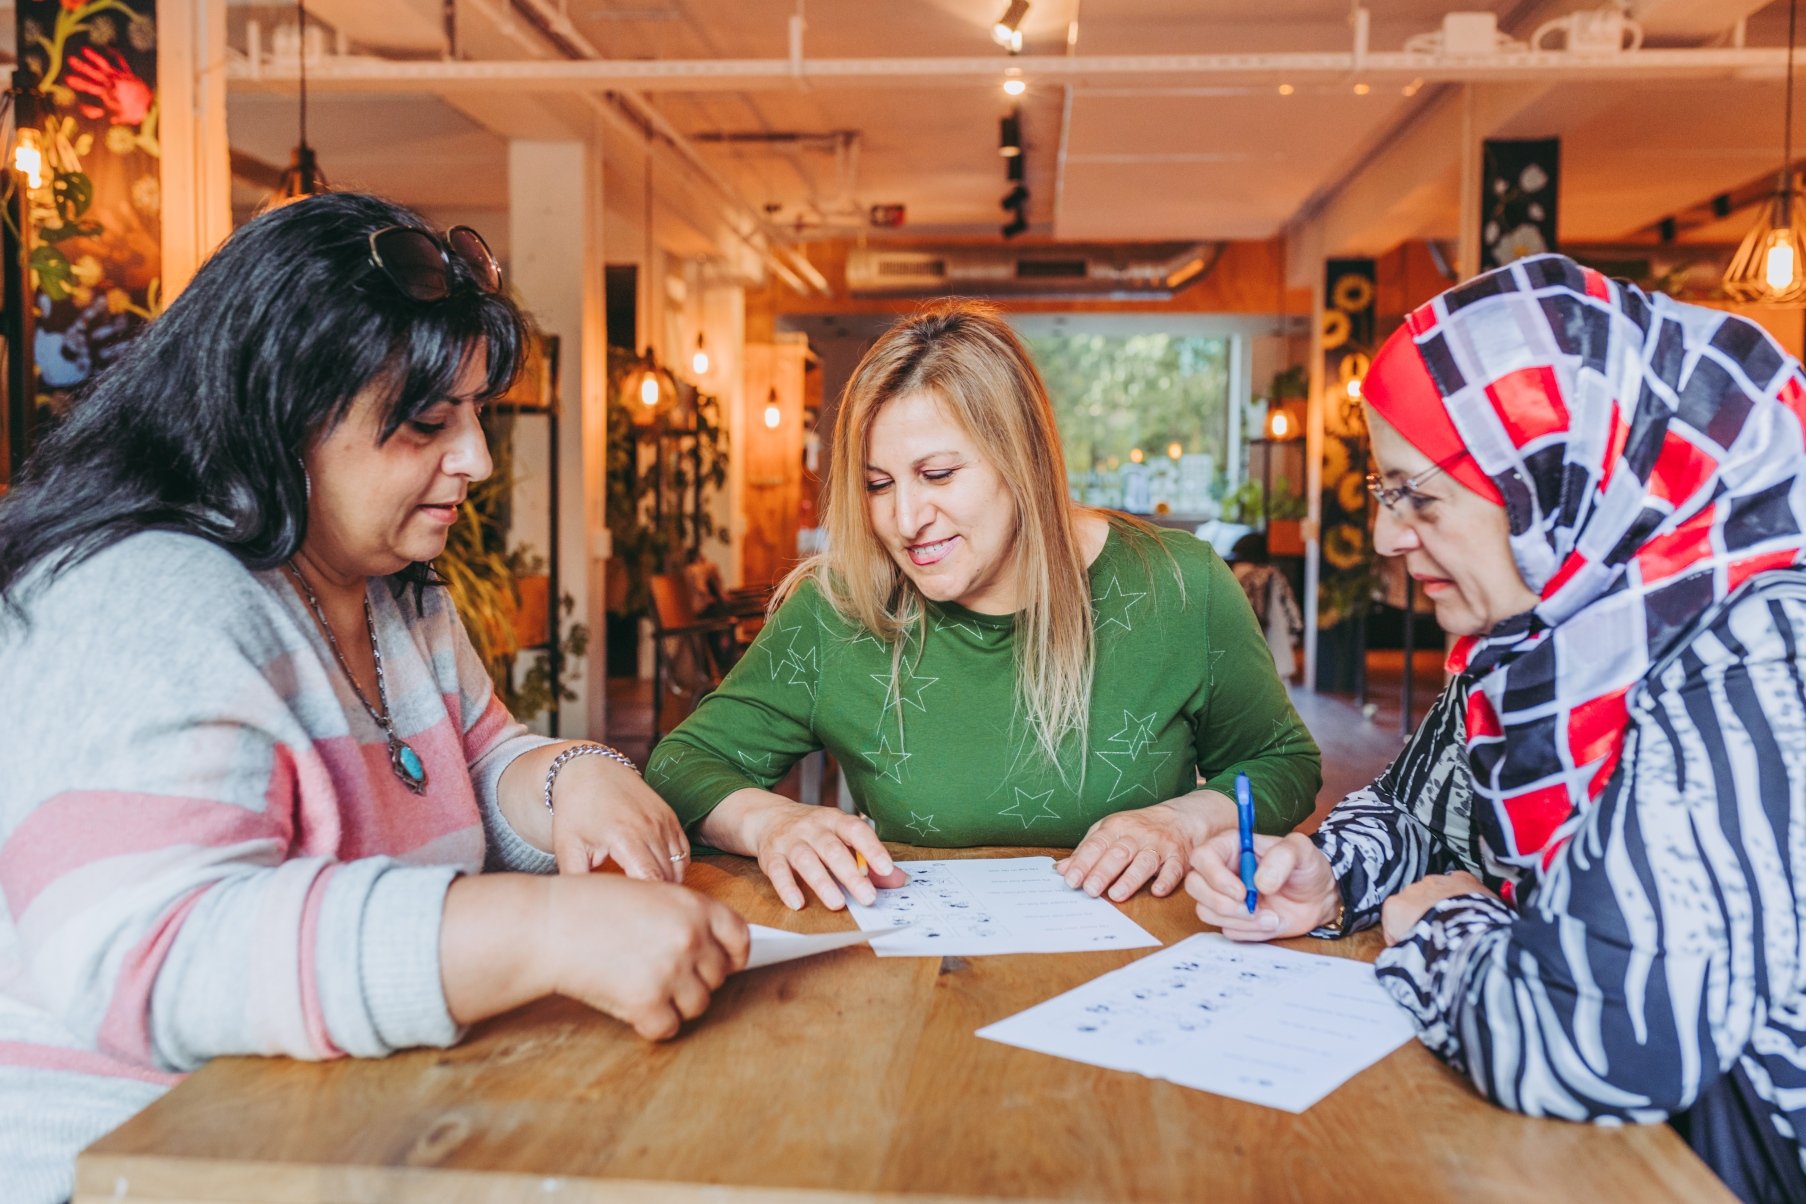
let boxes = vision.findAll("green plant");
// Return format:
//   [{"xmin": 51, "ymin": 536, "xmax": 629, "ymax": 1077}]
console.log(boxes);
[
  {"xmin": 1267, "ymin": 364, "xmax": 1309, "ymax": 401},
  {"xmin": 1218, "ymin": 478, "xmax": 1308, "ymax": 525},
  {"xmin": 605, "ymin": 345, "xmax": 730, "ymax": 617}
]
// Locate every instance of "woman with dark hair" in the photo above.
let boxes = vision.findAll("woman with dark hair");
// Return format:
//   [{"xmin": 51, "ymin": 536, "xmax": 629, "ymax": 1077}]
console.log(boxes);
[
  {"xmin": 1190, "ymin": 254, "xmax": 1806, "ymax": 1202},
  {"xmin": 0, "ymin": 193, "xmax": 746, "ymax": 1204}
]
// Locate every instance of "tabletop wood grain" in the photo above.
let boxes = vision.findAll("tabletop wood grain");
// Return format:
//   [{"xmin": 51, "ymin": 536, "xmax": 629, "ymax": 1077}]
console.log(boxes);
[{"xmin": 75, "ymin": 846, "xmax": 1734, "ymax": 1204}]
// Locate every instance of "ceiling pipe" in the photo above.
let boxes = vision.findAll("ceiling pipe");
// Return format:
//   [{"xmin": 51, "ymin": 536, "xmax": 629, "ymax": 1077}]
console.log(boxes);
[
  {"xmin": 494, "ymin": 0, "xmax": 829, "ymax": 295},
  {"xmin": 396, "ymin": 0, "xmax": 825, "ymax": 294}
]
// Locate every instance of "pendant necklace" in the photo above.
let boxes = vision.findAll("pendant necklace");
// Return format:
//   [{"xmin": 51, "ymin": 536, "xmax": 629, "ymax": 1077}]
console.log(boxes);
[{"xmin": 284, "ymin": 562, "xmax": 428, "ymax": 795}]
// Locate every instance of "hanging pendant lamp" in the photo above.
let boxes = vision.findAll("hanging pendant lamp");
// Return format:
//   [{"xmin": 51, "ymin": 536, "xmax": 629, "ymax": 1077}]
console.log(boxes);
[
  {"xmin": 625, "ymin": 128, "xmax": 674, "ymax": 422},
  {"xmin": 1725, "ymin": 0, "xmax": 1806, "ymax": 304},
  {"xmin": 269, "ymin": 0, "xmax": 328, "ymax": 207}
]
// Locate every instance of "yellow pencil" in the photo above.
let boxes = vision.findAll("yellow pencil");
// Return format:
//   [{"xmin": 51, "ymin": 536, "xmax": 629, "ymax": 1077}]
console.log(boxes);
[{"xmin": 855, "ymin": 850, "xmax": 869, "ymax": 875}]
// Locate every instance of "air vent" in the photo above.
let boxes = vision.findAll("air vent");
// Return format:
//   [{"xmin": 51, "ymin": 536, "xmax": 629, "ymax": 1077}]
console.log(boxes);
[
  {"xmin": 1016, "ymin": 259, "xmax": 1088, "ymax": 279},
  {"xmin": 846, "ymin": 243, "xmax": 1218, "ymax": 298}
]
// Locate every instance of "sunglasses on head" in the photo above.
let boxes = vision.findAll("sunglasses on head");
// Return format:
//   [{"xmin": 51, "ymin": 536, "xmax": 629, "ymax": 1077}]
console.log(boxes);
[{"xmin": 366, "ymin": 225, "xmax": 502, "ymax": 302}]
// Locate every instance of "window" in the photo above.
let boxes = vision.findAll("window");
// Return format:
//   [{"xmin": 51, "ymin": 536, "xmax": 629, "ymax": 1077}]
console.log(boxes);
[{"xmin": 1024, "ymin": 332, "xmax": 1231, "ymax": 517}]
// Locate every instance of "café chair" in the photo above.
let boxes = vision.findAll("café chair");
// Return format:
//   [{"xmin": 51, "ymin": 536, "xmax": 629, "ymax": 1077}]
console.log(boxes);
[{"xmin": 648, "ymin": 573, "xmax": 738, "ymax": 739}]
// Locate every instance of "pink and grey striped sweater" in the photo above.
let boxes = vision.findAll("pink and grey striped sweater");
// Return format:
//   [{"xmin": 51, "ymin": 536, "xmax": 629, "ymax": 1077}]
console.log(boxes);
[{"xmin": 0, "ymin": 531, "xmax": 559, "ymax": 1203}]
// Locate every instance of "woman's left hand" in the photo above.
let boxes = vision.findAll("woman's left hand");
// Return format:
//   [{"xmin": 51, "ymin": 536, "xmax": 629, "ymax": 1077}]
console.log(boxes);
[
  {"xmin": 549, "ymin": 756, "xmax": 691, "ymax": 883},
  {"xmin": 1380, "ymin": 871, "xmax": 1496, "ymax": 945},
  {"xmin": 1054, "ymin": 795, "xmax": 1224, "ymax": 902}
]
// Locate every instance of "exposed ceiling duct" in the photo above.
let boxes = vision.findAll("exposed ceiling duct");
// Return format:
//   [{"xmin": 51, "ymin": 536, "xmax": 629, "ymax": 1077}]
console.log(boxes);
[{"xmin": 845, "ymin": 242, "xmax": 1222, "ymax": 299}]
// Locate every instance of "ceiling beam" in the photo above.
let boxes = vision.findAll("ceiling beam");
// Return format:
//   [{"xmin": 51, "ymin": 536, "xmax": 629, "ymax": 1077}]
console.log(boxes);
[{"xmin": 227, "ymin": 46, "xmax": 1800, "ymax": 94}]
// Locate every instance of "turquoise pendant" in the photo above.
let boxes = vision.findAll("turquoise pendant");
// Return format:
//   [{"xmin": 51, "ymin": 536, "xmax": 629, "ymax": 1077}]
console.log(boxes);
[{"xmin": 391, "ymin": 739, "xmax": 428, "ymax": 795}]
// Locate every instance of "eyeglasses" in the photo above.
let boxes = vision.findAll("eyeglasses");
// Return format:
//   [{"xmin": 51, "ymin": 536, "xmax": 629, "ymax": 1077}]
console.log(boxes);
[
  {"xmin": 1365, "ymin": 449, "xmax": 1470, "ymax": 514},
  {"xmin": 366, "ymin": 225, "xmax": 502, "ymax": 302}
]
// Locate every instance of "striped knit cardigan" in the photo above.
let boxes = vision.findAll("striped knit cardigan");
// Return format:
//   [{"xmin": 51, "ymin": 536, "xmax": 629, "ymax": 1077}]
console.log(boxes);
[
  {"xmin": 0, "ymin": 531, "xmax": 558, "ymax": 1204},
  {"xmin": 1314, "ymin": 570, "xmax": 1806, "ymax": 1204}
]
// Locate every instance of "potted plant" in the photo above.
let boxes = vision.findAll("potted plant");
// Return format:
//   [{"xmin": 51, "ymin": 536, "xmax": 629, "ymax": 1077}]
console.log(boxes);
[{"xmin": 604, "ymin": 345, "xmax": 731, "ymax": 677}]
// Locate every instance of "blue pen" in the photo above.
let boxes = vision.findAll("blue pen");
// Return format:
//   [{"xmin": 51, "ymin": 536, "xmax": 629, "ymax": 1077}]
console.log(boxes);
[{"xmin": 1235, "ymin": 772, "xmax": 1258, "ymax": 914}]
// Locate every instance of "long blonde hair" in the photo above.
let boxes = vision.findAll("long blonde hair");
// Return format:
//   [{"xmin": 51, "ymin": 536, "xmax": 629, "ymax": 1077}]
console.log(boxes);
[{"xmin": 778, "ymin": 299, "xmax": 1096, "ymax": 769}]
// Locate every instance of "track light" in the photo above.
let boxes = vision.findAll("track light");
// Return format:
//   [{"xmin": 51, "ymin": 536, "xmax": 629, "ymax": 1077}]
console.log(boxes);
[
  {"xmin": 1002, "ymin": 184, "xmax": 1029, "ymax": 239},
  {"xmin": 993, "ymin": 0, "xmax": 1029, "ymax": 47},
  {"xmin": 999, "ymin": 111, "xmax": 1022, "ymax": 158}
]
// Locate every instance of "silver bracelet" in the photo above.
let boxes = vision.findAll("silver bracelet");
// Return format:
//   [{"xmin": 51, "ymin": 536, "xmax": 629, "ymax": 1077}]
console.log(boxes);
[{"xmin": 542, "ymin": 743, "xmax": 639, "ymax": 813}]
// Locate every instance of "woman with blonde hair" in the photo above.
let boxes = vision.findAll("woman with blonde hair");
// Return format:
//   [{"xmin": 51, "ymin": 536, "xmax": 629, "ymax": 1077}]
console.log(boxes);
[{"xmin": 649, "ymin": 300, "xmax": 1319, "ymax": 910}]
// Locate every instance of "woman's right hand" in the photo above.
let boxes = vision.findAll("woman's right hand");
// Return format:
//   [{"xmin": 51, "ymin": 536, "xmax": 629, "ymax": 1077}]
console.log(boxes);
[
  {"xmin": 1185, "ymin": 831, "xmax": 1340, "ymax": 941},
  {"xmin": 703, "ymin": 789, "xmax": 906, "ymax": 910},
  {"xmin": 541, "ymin": 875, "xmax": 749, "ymax": 1040}
]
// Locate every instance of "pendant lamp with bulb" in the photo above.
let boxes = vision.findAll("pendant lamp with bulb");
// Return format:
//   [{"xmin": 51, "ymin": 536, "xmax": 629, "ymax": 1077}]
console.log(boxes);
[
  {"xmin": 691, "ymin": 333, "xmax": 710, "ymax": 376},
  {"xmin": 270, "ymin": 0, "xmax": 328, "ymax": 207},
  {"xmin": 1725, "ymin": 0, "xmax": 1806, "ymax": 304},
  {"xmin": 625, "ymin": 128, "xmax": 674, "ymax": 422}
]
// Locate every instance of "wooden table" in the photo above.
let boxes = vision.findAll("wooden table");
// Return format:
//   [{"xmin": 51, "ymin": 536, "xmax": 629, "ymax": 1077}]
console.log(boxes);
[{"xmin": 77, "ymin": 846, "xmax": 1732, "ymax": 1203}]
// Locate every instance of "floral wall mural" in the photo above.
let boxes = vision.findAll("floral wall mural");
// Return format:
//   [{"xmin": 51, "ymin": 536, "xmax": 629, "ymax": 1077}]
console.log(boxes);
[
  {"xmin": 1481, "ymin": 138, "xmax": 1559, "ymax": 269},
  {"xmin": 16, "ymin": 0, "xmax": 159, "ymax": 414}
]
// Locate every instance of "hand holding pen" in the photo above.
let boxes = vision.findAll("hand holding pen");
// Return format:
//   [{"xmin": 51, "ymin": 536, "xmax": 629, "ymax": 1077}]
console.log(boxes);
[{"xmin": 1183, "ymin": 786, "xmax": 1343, "ymax": 942}]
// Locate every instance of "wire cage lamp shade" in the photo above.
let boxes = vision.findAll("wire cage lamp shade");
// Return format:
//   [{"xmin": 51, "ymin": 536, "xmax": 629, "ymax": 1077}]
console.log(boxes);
[
  {"xmin": 1724, "ymin": 185, "xmax": 1806, "ymax": 304},
  {"xmin": 1725, "ymin": 0, "xmax": 1806, "ymax": 304}
]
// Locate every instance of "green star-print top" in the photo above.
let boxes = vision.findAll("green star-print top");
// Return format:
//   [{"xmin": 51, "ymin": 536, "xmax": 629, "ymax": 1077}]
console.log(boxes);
[{"xmin": 646, "ymin": 521, "xmax": 1321, "ymax": 846}]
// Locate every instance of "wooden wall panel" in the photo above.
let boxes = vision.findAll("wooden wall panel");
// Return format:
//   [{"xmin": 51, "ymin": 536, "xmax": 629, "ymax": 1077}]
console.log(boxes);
[{"xmin": 739, "ymin": 342, "xmax": 808, "ymax": 588}]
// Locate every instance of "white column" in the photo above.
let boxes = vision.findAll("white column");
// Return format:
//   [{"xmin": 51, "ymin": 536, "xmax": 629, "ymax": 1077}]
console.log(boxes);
[
  {"xmin": 157, "ymin": 0, "xmax": 232, "ymax": 300},
  {"xmin": 509, "ymin": 139, "xmax": 606, "ymax": 739}
]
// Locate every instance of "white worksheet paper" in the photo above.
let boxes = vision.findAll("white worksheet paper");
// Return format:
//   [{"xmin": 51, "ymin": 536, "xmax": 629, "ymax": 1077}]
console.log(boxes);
[
  {"xmin": 843, "ymin": 857, "xmax": 1161, "ymax": 956},
  {"xmin": 742, "ymin": 923, "xmax": 911, "ymax": 970},
  {"xmin": 976, "ymin": 934, "xmax": 1416, "ymax": 1112}
]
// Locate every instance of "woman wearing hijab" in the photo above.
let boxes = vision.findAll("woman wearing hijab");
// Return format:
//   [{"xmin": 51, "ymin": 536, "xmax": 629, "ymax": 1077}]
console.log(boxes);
[{"xmin": 1189, "ymin": 254, "xmax": 1806, "ymax": 1203}]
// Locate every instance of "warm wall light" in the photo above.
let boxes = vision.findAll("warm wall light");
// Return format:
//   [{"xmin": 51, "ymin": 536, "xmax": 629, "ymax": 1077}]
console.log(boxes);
[
  {"xmin": 1129, "ymin": 447, "xmax": 1145, "ymax": 464},
  {"xmin": 691, "ymin": 333, "xmax": 709, "ymax": 375},
  {"xmin": 1266, "ymin": 409, "xmax": 1294, "ymax": 440},
  {"xmin": 1166, "ymin": 442, "xmax": 1183, "ymax": 460},
  {"xmin": 763, "ymin": 387, "xmax": 782, "ymax": 430},
  {"xmin": 1353, "ymin": 82, "xmax": 1371, "ymax": 95},
  {"xmin": 11, "ymin": 126, "xmax": 42, "ymax": 189},
  {"xmin": 1277, "ymin": 83, "xmax": 1295, "ymax": 96}
]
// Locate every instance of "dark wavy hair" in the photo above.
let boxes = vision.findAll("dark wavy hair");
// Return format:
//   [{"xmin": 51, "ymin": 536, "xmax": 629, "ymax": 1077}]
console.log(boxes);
[{"xmin": 0, "ymin": 192, "xmax": 526, "ymax": 611}]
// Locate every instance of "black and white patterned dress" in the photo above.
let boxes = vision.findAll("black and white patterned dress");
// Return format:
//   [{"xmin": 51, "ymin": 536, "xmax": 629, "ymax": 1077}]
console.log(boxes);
[{"xmin": 1313, "ymin": 571, "xmax": 1806, "ymax": 1204}]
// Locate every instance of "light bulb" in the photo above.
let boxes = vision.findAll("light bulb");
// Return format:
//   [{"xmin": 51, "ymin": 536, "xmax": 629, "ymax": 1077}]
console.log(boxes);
[
  {"xmin": 692, "ymin": 348, "xmax": 710, "ymax": 375},
  {"xmin": 1345, "ymin": 377, "xmax": 1363, "ymax": 400},
  {"xmin": 639, "ymin": 371, "xmax": 660, "ymax": 407},
  {"xmin": 1766, "ymin": 240, "xmax": 1799, "ymax": 293},
  {"xmin": 12, "ymin": 128, "xmax": 43, "ymax": 189},
  {"xmin": 1003, "ymin": 78, "xmax": 1026, "ymax": 97},
  {"xmin": 1129, "ymin": 448, "xmax": 1144, "ymax": 464},
  {"xmin": 1166, "ymin": 442, "xmax": 1183, "ymax": 460},
  {"xmin": 764, "ymin": 402, "xmax": 782, "ymax": 430},
  {"xmin": 1269, "ymin": 411, "xmax": 1292, "ymax": 440}
]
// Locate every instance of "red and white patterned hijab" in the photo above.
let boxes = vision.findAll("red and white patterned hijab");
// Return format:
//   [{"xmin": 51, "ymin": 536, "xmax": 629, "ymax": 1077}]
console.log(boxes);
[{"xmin": 1367, "ymin": 253, "xmax": 1806, "ymax": 882}]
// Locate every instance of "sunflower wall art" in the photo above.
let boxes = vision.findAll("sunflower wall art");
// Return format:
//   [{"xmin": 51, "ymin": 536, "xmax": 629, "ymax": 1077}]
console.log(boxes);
[
  {"xmin": 1316, "ymin": 259, "xmax": 1378, "ymax": 667},
  {"xmin": 1481, "ymin": 138, "xmax": 1559, "ymax": 270},
  {"xmin": 14, "ymin": 0, "xmax": 160, "ymax": 422}
]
